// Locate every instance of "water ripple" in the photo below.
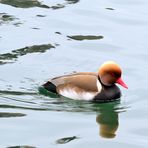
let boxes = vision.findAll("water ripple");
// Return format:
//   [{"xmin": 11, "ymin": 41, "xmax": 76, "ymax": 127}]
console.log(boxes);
[
  {"xmin": 0, "ymin": 87, "xmax": 128, "ymax": 113},
  {"xmin": 0, "ymin": 0, "xmax": 80, "ymax": 9},
  {"xmin": 0, "ymin": 43, "xmax": 55, "ymax": 64}
]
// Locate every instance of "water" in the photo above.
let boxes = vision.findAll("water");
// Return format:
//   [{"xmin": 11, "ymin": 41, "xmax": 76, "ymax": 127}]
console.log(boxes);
[{"xmin": 0, "ymin": 0, "xmax": 148, "ymax": 147}]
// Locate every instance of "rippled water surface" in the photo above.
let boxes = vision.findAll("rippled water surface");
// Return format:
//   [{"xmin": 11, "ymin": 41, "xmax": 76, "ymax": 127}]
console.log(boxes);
[{"xmin": 0, "ymin": 0, "xmax": 148, "ymax": 148}]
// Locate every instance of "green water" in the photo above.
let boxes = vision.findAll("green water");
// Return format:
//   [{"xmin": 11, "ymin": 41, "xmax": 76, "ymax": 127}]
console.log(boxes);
[{"xmin": 0, "ymin": 0, "xmax": 148, "ymax": 148}]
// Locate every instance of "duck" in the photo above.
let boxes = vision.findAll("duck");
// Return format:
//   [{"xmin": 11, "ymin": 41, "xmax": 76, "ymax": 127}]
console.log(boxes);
[{"xmin": 43, "ymin": 61, "xmax": 128, "ymax": 102}]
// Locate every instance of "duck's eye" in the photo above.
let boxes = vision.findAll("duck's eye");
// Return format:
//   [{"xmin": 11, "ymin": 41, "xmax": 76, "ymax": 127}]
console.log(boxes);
[{"xmin": 110, "ymin": 72, "xmax": 121, "ymax": 78}]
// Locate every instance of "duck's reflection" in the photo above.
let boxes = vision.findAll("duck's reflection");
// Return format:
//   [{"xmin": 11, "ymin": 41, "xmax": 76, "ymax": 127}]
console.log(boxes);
[
  {"xmin": 39, "ymin": 87, "xmax": 120, "ymax": 138},
  {"xmin": 95, "ymin": 102, "xmax": 119, "ymax": 138}
]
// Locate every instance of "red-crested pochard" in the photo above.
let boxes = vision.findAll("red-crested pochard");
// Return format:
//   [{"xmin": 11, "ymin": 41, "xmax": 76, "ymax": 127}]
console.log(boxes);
[{"xmin": 43, "ymin": 61, "xmax": 128, "ymax": 102}]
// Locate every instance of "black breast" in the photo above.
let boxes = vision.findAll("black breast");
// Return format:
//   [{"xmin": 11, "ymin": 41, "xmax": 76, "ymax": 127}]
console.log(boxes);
[{"xmin": 93, "ymin": 85, "xmax": 121, "ymax": 103}]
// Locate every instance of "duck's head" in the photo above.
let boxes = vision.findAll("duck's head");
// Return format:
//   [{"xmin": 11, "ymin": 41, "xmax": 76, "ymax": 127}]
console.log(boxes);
[{"xmin": 98, "ymin": 61, "xmax": 128, "ymax": 88}]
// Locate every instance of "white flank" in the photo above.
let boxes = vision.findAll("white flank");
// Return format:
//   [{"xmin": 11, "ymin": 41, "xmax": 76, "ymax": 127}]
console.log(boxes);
[
  {"xmin": 59, "ymin": 89, "xmax": 96, "ymax": 101},
  {"xmin": 97, "ymin": 79, "xmax": 102, "ymax": 92},
  {"xmin": 59, "ymin": 79, "xmax": 102, "ymax": 101}
]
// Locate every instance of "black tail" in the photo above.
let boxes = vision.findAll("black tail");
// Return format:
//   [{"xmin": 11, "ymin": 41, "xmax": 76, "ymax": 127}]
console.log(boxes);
[{"xmin": 42, "ymin": 81, "xmax": 57, "ymax": 94}]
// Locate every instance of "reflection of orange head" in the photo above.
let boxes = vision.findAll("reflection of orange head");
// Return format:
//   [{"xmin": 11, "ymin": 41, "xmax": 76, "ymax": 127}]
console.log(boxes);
[
  {"xmin": 99, "ymin": 123, "xmax": 118, "ymax": 138},
  {"xmin": 96, "ymin": 112, "xmax": 119, "ymax": 139}
]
